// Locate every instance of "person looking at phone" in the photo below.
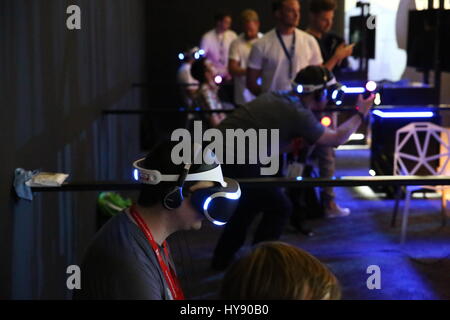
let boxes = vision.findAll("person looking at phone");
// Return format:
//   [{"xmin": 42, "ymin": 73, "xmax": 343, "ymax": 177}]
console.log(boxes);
[{"xmin": 306, "ymin": 0, "xmax": 353, "ymax": 76}]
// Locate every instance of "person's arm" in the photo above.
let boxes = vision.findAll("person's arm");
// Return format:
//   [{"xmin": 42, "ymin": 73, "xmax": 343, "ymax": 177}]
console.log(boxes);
[
  {"xmin": 228, "ymin": 40, "xmax": 246, "ymax": 77},
  {"xmin": 309, "ymin": 35, "xmax": 324, "ymax": 66},
  {"xmin": 199, "ymin": 35, "xmax": 208, "ymax": 57},
  {"xmin": 324, "ymin": 43, "xmax": 355, "ymax": 72},
  {"xmin": 177, "ymin": 68, "xmax": 198, "ymax": 105},
  {"xmin": 229, "ymin": 59, "xmax": 246, "ymax": 77},
  {"xmin": 246, "ymin": 44, "xmax": 264, "ymax": 96},
  {"xmin": 247, "ymin": 67, "xmax": 263, "ymax": 96},
  {"xmin": 317, "ymin": 94, "xmax": 375, "ymax": 146}
]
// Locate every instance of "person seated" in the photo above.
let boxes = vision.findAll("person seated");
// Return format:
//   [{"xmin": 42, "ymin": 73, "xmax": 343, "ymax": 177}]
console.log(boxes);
[
  {"xmin": 220, "ymin": 241, "xmax": 341, "ymax": 300},
  {"xmin": 191, "ymin": 57, "xmax": 229, "ymax": 128},
  {"xmin": 177, "ymin": 47, "xmax": 201, "ymax": 107},
  {"xmin": 74, "ymin": 141, "xmax": 241, "ymax": 300}
]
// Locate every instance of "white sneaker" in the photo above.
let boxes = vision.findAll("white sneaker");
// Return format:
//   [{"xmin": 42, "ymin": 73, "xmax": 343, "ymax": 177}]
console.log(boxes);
[{"xmin": 325, "ymin": 203, "xmax": 351, "ymax": 219}]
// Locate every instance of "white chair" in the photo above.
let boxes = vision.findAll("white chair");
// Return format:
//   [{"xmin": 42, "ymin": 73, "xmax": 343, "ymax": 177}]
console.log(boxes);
[{"xmin": 392, "ymin": 122, "xmax": 450, "ymax": 243}]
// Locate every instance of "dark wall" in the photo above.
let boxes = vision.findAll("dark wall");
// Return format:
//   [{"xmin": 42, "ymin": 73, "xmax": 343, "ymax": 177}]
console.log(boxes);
[{"xmin": 0, "ymin": 0, "xmax": 148, "ymax": 299}]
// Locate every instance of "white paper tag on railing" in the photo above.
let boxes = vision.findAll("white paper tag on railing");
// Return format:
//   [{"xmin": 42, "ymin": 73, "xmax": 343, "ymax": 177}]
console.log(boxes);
[{"xmin": 26, "ymin": 173, "xmax": 69, "ymax": 187}]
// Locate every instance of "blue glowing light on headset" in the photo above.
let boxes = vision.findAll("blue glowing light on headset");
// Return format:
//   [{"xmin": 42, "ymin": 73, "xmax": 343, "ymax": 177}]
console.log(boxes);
[
  {"xmin": 178, "ymin": 53, "xmax": 185, "ymax": 61},
  {"xmin": 203, "ymin": 197, "xmax": 212, "ymax": 211},
  {"xmin": 203, "ymin": 193, "xmax": 239, "ymax": 226},
  {"xmin": 203, "ymin": 197, "xmax": 227, "ymax": 226},
  {"xmin": 225, "ymin": 193, "xmax": 240, "ymax": 200},
  {"xmin": 133, "ymin": 169, "xmax": 139, "ymax": 181},
  {"xmin": 296, "ymin": 85, "xmax": 304, "ymax": 94},
  {"xmin": 332, "ymin": 90, "xmax": 338, "ymax": 100}
]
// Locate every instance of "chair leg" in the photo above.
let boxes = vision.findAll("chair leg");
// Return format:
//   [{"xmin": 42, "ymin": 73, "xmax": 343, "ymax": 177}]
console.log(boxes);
[
  {"xmin": 401, "ymin": 189, "xmax": 412, "ymax": 244},
  {"xmin": 391, "ymin": 186, "xmax": 402, "ymax": 228}
]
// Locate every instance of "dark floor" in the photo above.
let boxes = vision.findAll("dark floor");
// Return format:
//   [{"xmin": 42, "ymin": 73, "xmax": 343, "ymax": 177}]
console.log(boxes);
[{"xmin": 170, "ymin": 148, "xmax": 450, "ymax": 300}]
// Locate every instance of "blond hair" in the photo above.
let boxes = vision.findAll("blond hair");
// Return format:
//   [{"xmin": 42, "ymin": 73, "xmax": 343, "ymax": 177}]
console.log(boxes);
[
  {"xmin": 240, "ymin": 9, "xmax": 259, "ymax": 24},
  {"xmin": 220, "ymin": 242, "xmax": 341, "ymax": 300}
]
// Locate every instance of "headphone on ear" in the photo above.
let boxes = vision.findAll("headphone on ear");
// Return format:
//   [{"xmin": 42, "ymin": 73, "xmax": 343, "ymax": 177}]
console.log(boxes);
[
  {"xmin": 163, "ymin": 164, "xmax": 191, "ymax": 210},
  {"xmin": 314, "ymin": 66, "xmax": 329, "ymax": 103}
]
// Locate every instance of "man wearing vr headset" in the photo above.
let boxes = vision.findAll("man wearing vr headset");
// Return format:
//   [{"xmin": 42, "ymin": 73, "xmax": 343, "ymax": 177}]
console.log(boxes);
[
  {"xmin": 75, "ymin": 142, "xmax": 240, "ymax": 300},
  {"xmin": 212, "ymin": 65, "xmax": 374, "ymax": 270}
]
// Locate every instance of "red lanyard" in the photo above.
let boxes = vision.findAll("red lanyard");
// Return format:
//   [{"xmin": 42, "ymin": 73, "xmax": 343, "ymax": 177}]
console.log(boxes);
[{"xmin": 129, "ymin": 206, "xmax": 185, "ymax": 300}]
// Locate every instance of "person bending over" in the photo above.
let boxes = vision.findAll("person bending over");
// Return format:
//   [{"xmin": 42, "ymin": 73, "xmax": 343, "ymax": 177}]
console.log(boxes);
[{"xmin": 212, "ymin": 65, "xmax": 374, "ymax": 270}]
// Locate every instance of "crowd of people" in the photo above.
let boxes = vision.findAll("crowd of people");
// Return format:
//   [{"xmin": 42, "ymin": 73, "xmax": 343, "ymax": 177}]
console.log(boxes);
[
  {"xmin": 178, "ymin": 0, "xmax": 355, "ymax": 219},
  {"xmin": 77, "ymin": 0, "xmax": 375, "ymax": 301}
]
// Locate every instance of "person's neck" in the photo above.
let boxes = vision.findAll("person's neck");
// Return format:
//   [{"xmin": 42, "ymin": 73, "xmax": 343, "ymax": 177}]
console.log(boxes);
[
  {"xmin": 135, "ymin": 205, "xmax": 175, "ymax": 246},
  {"xmin": 215, "ymin": 28, "xmax": 226, "ymax": 35},
  {"xmin": 245, "ymin": 33, "xmax": 258, "ymax": 41},
  {"xmin": 276, "ymin": 24, "xmax": 296, "ymax": 35},
  {"xmin": 306, "ymin": 27, "xmax": 323, "ymax": 39}
]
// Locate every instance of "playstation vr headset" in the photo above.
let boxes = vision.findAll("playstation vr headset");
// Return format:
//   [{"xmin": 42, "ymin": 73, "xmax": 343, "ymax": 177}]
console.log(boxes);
[
  {"xmin": 292, "ymin": 66, "xmax": 346, "ymax": 106},
  {"xmin": 178, "ymin": 46, "xmax": 205, "ymax": 62},
  {"xmin": 133, "ymin": 143, "xmax": 241, "ymax": 226}
]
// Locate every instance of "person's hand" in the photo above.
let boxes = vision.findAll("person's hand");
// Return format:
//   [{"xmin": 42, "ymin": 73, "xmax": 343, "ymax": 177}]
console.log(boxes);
[
  {"xmin": 356, "ymin": 94, "xmax": 375, "ymax": 117},
  {"xmin": 334, "ymin": 43, "xmax": 355, "ymax": 61},
  {"xmin": 223, "ymin": 72, "xmax": 233, "ymax": 82}
]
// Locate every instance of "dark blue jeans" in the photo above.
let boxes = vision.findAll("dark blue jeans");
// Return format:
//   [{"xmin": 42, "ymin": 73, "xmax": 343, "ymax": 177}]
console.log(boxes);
[{"xmin": 213, "ymin": 164, "xmax": 293, "ymax": 264}]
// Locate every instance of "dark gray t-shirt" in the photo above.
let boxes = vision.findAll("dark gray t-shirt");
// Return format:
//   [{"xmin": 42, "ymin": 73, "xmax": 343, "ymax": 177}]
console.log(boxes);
[
  {"xmin": 219, "ymin": 91, "xmax": 325, "ymax": 148},
  {"xmin": 74, "ymin": 212, "xmax": 174, "ymax": 300}
]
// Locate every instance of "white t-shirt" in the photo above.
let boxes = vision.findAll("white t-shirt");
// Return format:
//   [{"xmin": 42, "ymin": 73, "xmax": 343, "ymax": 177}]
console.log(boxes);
[
  {"xmin": 177, "ymin": 63, "xmax": 199, "ymax": 106},
  {"xmin": 248, "ymin": 28, "xmax": 323, "ymax": 93},
  {"xmin": 229, "ymin": 33, "xmax": 264, "ymax": 105},
  {"xmin": 200, "ymin": 29, "xmax": 238, "ymax": 77},
  {"xmin": 177, "ymin": 63, "xmax": 199, "ymax": 88}
]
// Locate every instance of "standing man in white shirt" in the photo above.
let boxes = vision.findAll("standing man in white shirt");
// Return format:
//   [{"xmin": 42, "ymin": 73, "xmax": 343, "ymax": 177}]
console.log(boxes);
[
  {"xmin": 246, "ymin": 0, "xmax": 323, "ymax": 96},
  {"xmin": 200, "ymin": 12, "xmax": 238, "ymax": 80},
  {"xmin": 228, "ymin": 9, "xmax": 264, "ymax": 106}
]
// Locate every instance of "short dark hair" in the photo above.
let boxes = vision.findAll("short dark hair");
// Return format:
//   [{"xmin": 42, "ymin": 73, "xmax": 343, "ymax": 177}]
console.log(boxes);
[
  {"xmin": 137, "ymin": 141, "xmax": 184, "ymax": 208},
  {"xmin": 191, "ymin": 58, "xmax": 207, "ymax": 84},
  {"xmin": 272, "ymin": 0, "xmax": 299, "ymax": 13},
  {"xmin": 309, "ymin": 0, "xmax": 337, "ymax": 14},
  {"xmin": 214, "ymin": 11, "xmax": 232, "ymax": 22},
  {"xmin": 294, "ymin": 65, "xmax": 335, "ymax": 87}
]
